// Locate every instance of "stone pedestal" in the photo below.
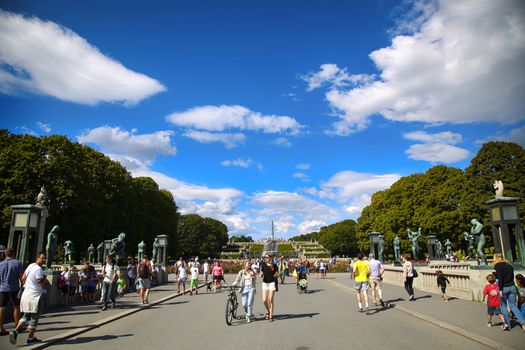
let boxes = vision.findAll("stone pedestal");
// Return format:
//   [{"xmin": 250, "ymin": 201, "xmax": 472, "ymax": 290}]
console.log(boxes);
[
  {"xmin": 368, "ymin": 232, "xmax": 381, "ymax": 258},
  {"xmin": 487, "ymin": 197, "xmax": 524, "ymax": 265},
  {"xmin": 426, "ymin": 235, "xmax": 437, "ymax": 259}
]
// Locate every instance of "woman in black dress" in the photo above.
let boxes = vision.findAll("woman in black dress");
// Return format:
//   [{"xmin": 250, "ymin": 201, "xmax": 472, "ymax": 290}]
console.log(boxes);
[{"xmin": 260, "ymin": 254, "xmax": 278, "ymax": 322}]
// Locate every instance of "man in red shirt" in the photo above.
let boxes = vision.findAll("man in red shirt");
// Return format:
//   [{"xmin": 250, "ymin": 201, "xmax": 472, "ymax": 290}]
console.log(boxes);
[{"xmin": 482, "ymin": 274, "xmax": 507, "ymax": 329}]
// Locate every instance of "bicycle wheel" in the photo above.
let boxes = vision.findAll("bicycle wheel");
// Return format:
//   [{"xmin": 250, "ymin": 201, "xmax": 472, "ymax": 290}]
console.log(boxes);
[
  {"xmin": 232, "ymin": 294, "xmax": 238, "ymax": 319},
  {"xmin": 225, "ymin": 297, "xmax": 234, "ymax": 325}
]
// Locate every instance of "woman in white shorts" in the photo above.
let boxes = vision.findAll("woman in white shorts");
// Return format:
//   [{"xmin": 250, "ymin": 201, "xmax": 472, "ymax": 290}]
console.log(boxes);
[{"xmin": 260, "ymin": 254, "xmax": 278, "ymax": 322}]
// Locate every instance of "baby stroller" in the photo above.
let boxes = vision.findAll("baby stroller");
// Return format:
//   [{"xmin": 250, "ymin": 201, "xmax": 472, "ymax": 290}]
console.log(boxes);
[{"xmin": 297, "ymin": 273, "xmax": 308, "ymax": 294}]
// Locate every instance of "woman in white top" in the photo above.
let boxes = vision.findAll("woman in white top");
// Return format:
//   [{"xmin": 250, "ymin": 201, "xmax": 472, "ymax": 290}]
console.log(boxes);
[
  {"xmin": 402, "ymin": 254, "xmax": 415, "ymax": 301},
  {"xmin": 232, "ymin": 260, "xmax": 257, "ymax": 322}
]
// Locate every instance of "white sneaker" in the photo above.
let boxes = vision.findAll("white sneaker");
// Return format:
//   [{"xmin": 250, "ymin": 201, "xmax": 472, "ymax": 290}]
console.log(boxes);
[{"xmin": 246, "ymin": 315, "xmax": 251, "ymax": 323}]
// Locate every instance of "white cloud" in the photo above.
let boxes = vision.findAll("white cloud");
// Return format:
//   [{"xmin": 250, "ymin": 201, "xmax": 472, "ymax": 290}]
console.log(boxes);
[
  {"xmin": 0, "ymin": 10, "xmax": 166, "ymax": 105},
  {"xmin": 296, "ymin": 163, "xmax": 311, "ymax": 170},
  {"xmin": 274, "ymin": 137, "xmax": 292, "ymax": 148},
  {"xmin": 406, "ymin": 143, "xmax": 471, "ymax": 163},
  {"xmin": 301, "ymin": 63, "xmax": 374, "ymax": 92},
  {"xmin": 293, "ymin": 172, "xmax": 311, "ymax": 182},
  {"xmin": 36, "ymin": 122, "xmax": 51, "ymax": 133},
  {"xmin": 298, "ymin": 220, "xmax": 326, "ymax": 234},
  {"xmin": 221, "ymin": 158, "xmax": 263, "ymax": 170},
  {"xmin": 166, "ymin": 105, "xmax": 303, "ymax": 135},
  {"xmin": 403, "ymin": 130, "xmax": 462, "ymax": 144},
  {"xmin": 403, "ymin": 130, "xmax": 470, "ymax": 163},
  {"xmin": 313, "ymin": 0, "xmax": 525, "ymax": 135},
  {"xmin": 480, "ymin": 125, "xmax": 525, "ymax": 146},
  {"xmin": 183, "ymin": 130, "xmax": 246, "ymax": 149},
  {"xmin": 77, "ymin": 126, "xmax": 176, "ymax": 167}
]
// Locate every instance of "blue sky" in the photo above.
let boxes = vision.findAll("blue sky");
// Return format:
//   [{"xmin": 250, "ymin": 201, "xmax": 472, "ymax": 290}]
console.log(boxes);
[{"xmin": 1, "ymin": 0, "xmax": 524, "ymax": 238}]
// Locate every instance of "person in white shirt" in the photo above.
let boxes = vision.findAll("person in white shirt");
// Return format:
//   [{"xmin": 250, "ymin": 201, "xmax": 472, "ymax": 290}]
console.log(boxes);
[
  {"xmin": 189, "ymin": 263, "xmax": 199, "ymax": 296},
  {"xmin": 10, "ymin": 251, "xmax": 47, "ymax": 345},
  {"xmin": 177, "ymin": 261, "xmax": 187, "ymax": 294},
  {"xmin": 232, "ymin": 261, "xmax": 257, "ymax": 322},
  {"xmin": 203, "ymin": 259, "xmax": 210, "ymax": 291},
  {"xmin": 101, "ymin": 255, "xmax": 117, "ymax": 311}
]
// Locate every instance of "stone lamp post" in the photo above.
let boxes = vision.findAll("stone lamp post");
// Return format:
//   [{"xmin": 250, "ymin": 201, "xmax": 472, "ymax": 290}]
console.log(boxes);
[{"xmin": 8, "ymin": 205, "xmax": 43, "ymax": 266}]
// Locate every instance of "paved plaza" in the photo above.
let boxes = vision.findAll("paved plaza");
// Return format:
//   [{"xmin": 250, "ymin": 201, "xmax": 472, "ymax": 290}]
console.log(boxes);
[{"xmin": 0, "ymin": 273, "xmax": 523, "ymax": 350}]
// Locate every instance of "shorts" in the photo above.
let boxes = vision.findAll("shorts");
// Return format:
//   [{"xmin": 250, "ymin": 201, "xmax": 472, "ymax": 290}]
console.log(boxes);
[
  {"xmin": 262, "ymin": 282, "xmax": 276, "ymax": 291},
  {"xmin": 60, "ymin": 285, "xmax": 68, "ymax": 295},
  {"xmin": 86, "ymin": 285, "xmax": 96, "ymax": 294},
  {"xmin": 370, "ymin": 277, "xmax": 382, "ymax": 290},
  {"xmin": 354, "ymin": 281, "xmax": 369, "ymax": 291},
  {"xmin": 178, "ymin": 276, "xmax": 187, "ymax": 284},
  {"xmin": 20, "ymin": 297, "xmax": 43, "ymax": 330},
  {"xmin": 137, "ymin": 278, "xmax": 151, "ymax": 290},
  {"xmin": 440, "ymin": 287, "xmax": 446, "ymax": 294},
  {"xmin": 213, "ymin": 275, "xmax": 222, "ymax": 281},
  {"xmin": 67, "ymin": 285, "xmax": 77, "ymax": 296},
  {"xmin": 0, "ymin": 291, "xmax": 20, "ymax": 307},
  {"xmin": 487, "ymin": 306, "xmax": 501, "ymax": 316},
  {"xmin": 191, "ymin": 279, "xmax": 198, "ymax": 288}
]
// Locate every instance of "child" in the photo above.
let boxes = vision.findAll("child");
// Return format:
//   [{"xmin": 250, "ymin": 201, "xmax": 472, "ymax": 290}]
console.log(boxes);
[
  {"xmin": 482, "ymin": 274, "xmax": 507, "ymax": 329},
  {"xmin": 117, "ymin": 273, "xmax": 126, "ymax": 297},
  {"xmin": 190, "ymin": 262, "xmax": 199, "ymax": 296},
  {"xmin": 435, "ymin": 270, "xmax": 450, "ymax": 302}
]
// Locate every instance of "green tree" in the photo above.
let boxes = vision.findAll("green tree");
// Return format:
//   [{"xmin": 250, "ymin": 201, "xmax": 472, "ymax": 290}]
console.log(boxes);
[{"xmin": 319, "ymin": 220, "xmax": 358, "ymax": 256}]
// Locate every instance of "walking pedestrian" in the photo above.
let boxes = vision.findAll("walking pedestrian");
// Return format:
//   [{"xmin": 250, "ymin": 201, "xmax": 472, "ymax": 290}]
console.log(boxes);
[
  {"xmin": 260, "ymin": 254, "xmax": 278, "ymax": 322},
  {"xmin": 314, "ymin": 259, "xmax": 320, "ymax": 279},
  {"xmin": 435, "ymin": 270, "xmax": 450, "ymax": 302},
  {"xmin": 177, "ymin": 259, "xmax": 188, "ymax": 294},
  {"xmin": 232, "ymin": 260, "xmax": 257, "ymax": 322},
  {"xmin": 137, "ymin": 255, "xmax": 152, "ymax": 304},
  {"xmin": 516, "ymin": 274, "xmax": 525, "ymax": 316},
  {"xmin": 368, "ymin": 253, "xmax": 385, "ymax": 307},
  {"xmin": 127, "ymin": 258, "xmax": 137, "ymax": 293},
  {"xmin": 9, "ymin": 251, "xmax": 48, "ymax": 345},
  {"xmin": 482, "ymin": 274, "xmax": 506, "ymax": 328},
  {"xmin": 203, "ymin": 259, "xmax": 210, "ymax": 291},
  {"xmin": 100, "ymin": 255, "xmax": 117, "ymax": 311},
  {"xmin": 319, "ymin": 260, "xmax": 327, "ymax": 279},
  {"xmin": 211, "ymin": 261, "xmax": 224, "ymax": 292},
  {"xmin": 189, "ymin": 262, "xmax": 199, "ymax": 296},
  {"xmin": 65, "ymin": 266, "xmax": 79, "ymax": 305},
  {"xmin": 278, "ymin": 256, "xmax": 286, "ymax": 284},
  {"xmin": 0, "ymin": 248, "xmax": 23, "ymax": 336},
  {"xmin": 493, "ymin": 253, "xmax": 525, "ymax": 331},
  {"xmin": 402, "ymin": 255, "xmax": 415, "ymax": 301},
  {"xmin": 353, "ymin": 253, "xmax": 370, "ymax": 312}
]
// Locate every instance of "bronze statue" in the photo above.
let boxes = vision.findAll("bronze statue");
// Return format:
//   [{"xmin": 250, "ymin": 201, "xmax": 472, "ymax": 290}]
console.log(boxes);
[
  {"xmin": 152, "ymin": 237, "xmax": 159, "ymax": 262},
  {"xmin": 470, "ymin": 218, "xmax": 486, "ymax": 265},
  {"xmin": 96, "ymin": 241, "xmax": 104, "ymax": 264},
  {"xmin": 45, "ymin": 225, "xmax": 59, "ymax": 268},
  {"xmin": 393, "ymin": 236, "xmax": 401, "ymax": 261},
  {"xmin": 138, "ymin": 240, "xmax": 146, "ymax": 261},
  {"xmin": 378, "ymin": 234, "xmax": 385, "ymax": 262},
  {"xmin": 110, "ymin": 232, "xmax": 126, "ymax": 264},
  {"xmin": 463, "ymin": 231, "xmax": 475, "ymax": 258},
  {"xmin": 407, "ymin": 227, "xmax": 421, "ymax": 260},
  {"xmin": 64, "ymin": 240, "xmax": 74, "ymax": 264},
  {"xmin": 445, "ymin": 239, "xmax": 453, "ymax": 257},
  {"xmin": 87, "ymin": 244, "xmax": 95, "ymax": 263}
]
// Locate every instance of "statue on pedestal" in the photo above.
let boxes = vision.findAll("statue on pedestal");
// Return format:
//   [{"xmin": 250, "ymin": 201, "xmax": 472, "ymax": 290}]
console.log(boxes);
[
  {"xmin": 407, "ymin": 227, "xmax": 421, "ymax": 260},
  {"xmin": 138, "ymin": 241, "xmax": 146, "ymax": 261},
  {"xmin": 64, "ymin": 240, "xmax": 74, "ymax": 264},
  {"xmin": 393, "ymin": 236, "xmax": 401, "ymax": 261},
  {"xmin": 436, "ymin": 239, "xmax": 443, "ymax": 259},
  {"xmin": 87, "ymin": 244, "xmax": 95, "ymax": 263},
  {"xmin": 110, "ymin": 232, "xmax": 126, "ymax": 265},
  {"xmin": 463, "ymin": 231, "xmax": 475, "ymax": 258},
  {"xmin": 35, "ymin": 185, "xmax": 48, "ymax": 208},
  {"xmin": 445, "ymin": 239, "xmax": 453, "ymax": 257},
  {"xmin": 45, "ymin": 225, "xmax": 59, "ymax": 268},
  {"xmin": 470, "ymin": 218, "xmax": 486, "ymax": 265},
  {"xmin": 97, "ymin": 242, "xmax": 104, "ymax": 264},
  {"xmin": 152, "ymin": 237, "xmax": 160, "ymax": 262},
  {"xmin": 493, "ymin": 180, "xmax": 504, "ymax": 198},
  {"xmin": 378, "ymin": 234, "xmax": 385, "ymax": 262}
]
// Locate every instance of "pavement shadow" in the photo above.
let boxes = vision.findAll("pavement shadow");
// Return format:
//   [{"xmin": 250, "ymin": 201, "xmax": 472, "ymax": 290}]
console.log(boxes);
[
  {"xmin": 414, "ymin": 295, "xmax": 432, "ymax": 301},
  {"xmin": 384, "ymin": 298, "xmax": 404, "ymax": 303},
  {"xmin": 274, "ymin": 312, "xmax": 320, "ymax": 320},
  {"xmin": 365, "ymin": 304, "xmax": 395, "ymax": 315},
  {"xmin": 44, "ymin": 310, "xmax": 101, "ymax": 318},
  {"xmin": 162, "ymin": 301, "xmax": 190, "ymax": 306},
  {"xmin": 306, "ymin": 289, "xmax": 324, "ymax": 294},
  {"xmin": 56, "ymin": 333, "xmax": 133, "ymax": 345}
]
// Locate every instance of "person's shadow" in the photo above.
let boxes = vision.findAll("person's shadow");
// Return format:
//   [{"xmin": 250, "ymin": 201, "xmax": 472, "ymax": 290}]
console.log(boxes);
[
  {"xmin": 274, "ymin": 312, "xmax": 319, "ymax": 320},
  {"xmin": 55, "ymin": 333, "xmax": 133, "ymax": 345}
]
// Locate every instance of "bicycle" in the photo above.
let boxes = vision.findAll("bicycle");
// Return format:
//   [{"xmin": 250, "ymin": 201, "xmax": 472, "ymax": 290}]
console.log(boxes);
[{"xmin": 225, "ymin": 286, "xmax": 240, "ymax": 325}]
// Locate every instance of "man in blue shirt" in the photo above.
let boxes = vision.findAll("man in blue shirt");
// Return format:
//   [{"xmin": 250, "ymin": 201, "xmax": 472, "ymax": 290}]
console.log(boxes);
[{"xmin": 0, "ymin": 248, "xmax": 24, "ymax": 336}]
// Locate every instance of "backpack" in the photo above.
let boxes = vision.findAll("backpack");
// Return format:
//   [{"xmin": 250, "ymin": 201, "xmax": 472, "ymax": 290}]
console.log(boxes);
[
  {"xmin": 58, "ymin": 273, "xmax": 66, "ymax": 288},
  {"xmin": 138, "ymin": 262, "xmax": 149, "ymax": 278}
]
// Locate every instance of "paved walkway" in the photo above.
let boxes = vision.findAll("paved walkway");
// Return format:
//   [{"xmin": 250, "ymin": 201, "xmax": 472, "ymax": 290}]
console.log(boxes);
[{"xmin": 0, "ymin": 273, "xmax": 522, "ymax": 349}]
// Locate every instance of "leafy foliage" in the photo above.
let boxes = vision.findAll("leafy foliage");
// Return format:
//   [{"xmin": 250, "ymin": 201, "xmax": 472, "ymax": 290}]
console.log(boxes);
[{"xmin": 176, "ymin": 214, "xmax": 228, "ymax": 258}]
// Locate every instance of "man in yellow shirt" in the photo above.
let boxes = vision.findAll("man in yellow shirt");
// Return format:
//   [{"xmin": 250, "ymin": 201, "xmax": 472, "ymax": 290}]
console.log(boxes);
[{"xmin": 353, "ymin": 253, "xmax": 370, "ymax": 312}]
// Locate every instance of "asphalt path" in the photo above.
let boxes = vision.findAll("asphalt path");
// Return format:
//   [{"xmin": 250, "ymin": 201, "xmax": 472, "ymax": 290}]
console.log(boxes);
[{"xmin": 49, "ymin": 274, "xmax": 494, "ymax": 350}]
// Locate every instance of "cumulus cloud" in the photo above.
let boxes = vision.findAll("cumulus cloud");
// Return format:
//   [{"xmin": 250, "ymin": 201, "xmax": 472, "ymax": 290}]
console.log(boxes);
[
  {"xmin": 301, "ymin": 63, "xmax": 374, "ymax": 92},
  {"xmin": 183, "ymin": 130, "xmax": 246, "ymax": 149},
  {"xmin": 77, "ymin": 126, "xmax": 176, "ymax": 168},
  {"xmin": 309, "ymin": 0, "xmax": 525, "ymax": 135},
  {"xmin": 298, "ymin": 220, "xmax": 326, "ymax": 234},
  {"xmin": 479, "ymin": 125, "xmax": 525, "ymax": 146},
  {"xmin": 403, "ymin": 130, "xmax": 470, "ymax": 163},
  {"xmin": 0, "ymin": 10, "xmax": 166, "ymax": 105},
  {"xmin": 221, "ymin": 158, "xmax": 263, "ymax": 170},
  {"xmin": 166, "ymin": 105, "xmax": 303, "ymax": 135},
  {"xmin": 36, "ymin": 122, "xmax": 51, "ymax": 133},
  {"xmin": 293, "ymin": 172, "xmax": 311, "ymax": 182},
  {"xmin": 274, "ymin": 137, "xmax": 292, "ymax": 148}
]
